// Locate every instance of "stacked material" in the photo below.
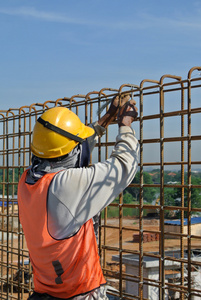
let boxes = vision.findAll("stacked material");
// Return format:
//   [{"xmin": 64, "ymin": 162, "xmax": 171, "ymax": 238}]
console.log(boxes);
[{"xmin": 133, "ymin": 232, "xmax": 159, "ymax": 243}]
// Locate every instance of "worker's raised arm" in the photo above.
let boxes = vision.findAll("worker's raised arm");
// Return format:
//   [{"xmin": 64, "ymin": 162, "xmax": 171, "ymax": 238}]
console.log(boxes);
[{"xmin": 48, "ymin": 100, "xmax": 139, "ymax": 239}]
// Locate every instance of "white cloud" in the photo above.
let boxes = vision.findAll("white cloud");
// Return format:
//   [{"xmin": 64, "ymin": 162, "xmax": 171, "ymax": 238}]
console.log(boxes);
[
  {"xmin": 137, "ymin": 11, "xmax": 201, "ymax": 31},
  {"xmin": 0, "ymin": 5, "xmax": 201, "ymax": 32},
  {"xmin": 0, "ymin": 6, "xmax": 90, "ymax": 25}
]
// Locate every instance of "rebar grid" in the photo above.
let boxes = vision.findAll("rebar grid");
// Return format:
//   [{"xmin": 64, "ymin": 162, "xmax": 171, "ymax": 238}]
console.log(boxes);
[{"xmin": 0, "ymin": 66, "xmax": 201, "ymax": 299}]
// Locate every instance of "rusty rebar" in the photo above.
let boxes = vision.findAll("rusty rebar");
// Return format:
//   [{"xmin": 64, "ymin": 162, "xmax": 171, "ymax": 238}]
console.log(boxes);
[{"xmin": 0, "ymin": 67, "xmax": 201, "ymax": 299}]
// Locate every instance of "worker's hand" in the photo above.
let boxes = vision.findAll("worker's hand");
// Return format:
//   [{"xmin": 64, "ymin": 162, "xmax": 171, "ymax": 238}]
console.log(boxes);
[
  {"xmin": 98, "ymin": 94, "xmax": 131, "ymax": 128},
  {"xmin": 107, "ymin": 94, "xmax": 131, "ymax": 117},
  {"xmin": 118, "ymin": 99, "xmax": 138, "ymax": 127}
]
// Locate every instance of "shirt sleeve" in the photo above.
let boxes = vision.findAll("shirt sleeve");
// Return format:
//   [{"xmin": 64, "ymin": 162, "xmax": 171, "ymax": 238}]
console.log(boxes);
[
  {"xmin": 47, "ymin": 126, "xmax": 139, "ymax": 239},
  {"xmin": 87, "ymin": 121, "xmax": 106, "ymax": 152}
]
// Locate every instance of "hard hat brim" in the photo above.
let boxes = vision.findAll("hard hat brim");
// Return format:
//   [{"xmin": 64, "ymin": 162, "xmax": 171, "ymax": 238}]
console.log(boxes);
[{"xmin": 81, "ymin": 125, "xmax": 95, "ymax": 140}]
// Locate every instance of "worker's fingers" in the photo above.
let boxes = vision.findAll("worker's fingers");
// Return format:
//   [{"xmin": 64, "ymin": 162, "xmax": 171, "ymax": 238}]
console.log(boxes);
[
  {"xmin": 122, "ymin": 100, "xmax": 138, "ymax": 113},
  {"xmin": 124, "ymin": 106, "xmax": 138, "ymax": 119},
  {"xmin": 111, "ymin": 93, "xmax": 132, "ymax": 108},
  {"xmin": 129, "ymin": 99, "xmax": 137, "ymax": 106},
  {"xmin": 119, "ymin": 94, "xmax": 131, "ymax": 106},
  {"xmin": 107, "ymin": 94, "xmax": 137, "ymax": 119},
  {"xmin": 130, "ymin": 102, "xmax": 138, "ymax": 115}
]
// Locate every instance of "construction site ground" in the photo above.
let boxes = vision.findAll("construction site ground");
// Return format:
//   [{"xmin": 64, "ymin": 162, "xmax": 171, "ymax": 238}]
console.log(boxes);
[
  {"xmin": 102, "ymin": 217, "xmax": 200, "ymax": 260},
  {"xmin": 3, "ymin": 217, "xmax": 201, "ymax": 299},
  {"xmin": 102, "ymin": 217, "xmax": 201, "ymax": 295}
]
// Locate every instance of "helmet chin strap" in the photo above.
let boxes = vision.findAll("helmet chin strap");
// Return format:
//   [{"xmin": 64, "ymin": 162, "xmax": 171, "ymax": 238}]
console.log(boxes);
[{"xmin": 37, "ymin": 117, "xmax": 84, "ymax": 143}]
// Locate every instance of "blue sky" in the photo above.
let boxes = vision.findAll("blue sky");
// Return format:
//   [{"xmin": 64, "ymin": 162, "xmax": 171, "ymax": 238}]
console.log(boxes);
[{"xmin": 0, "ymin": 0, "xmax": 201, "ymax": 111}]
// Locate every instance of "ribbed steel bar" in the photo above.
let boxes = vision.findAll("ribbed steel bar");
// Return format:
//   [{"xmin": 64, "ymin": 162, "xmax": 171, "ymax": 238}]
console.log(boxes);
[
  {"xmin": 187, "ymin": 68, "xmax": 192, "ymax": 300},
  {"xmin": 119, "ymin": 192, "xmax": 123, "ymax": 299},
  {"xmin": 180, "ymin": 78, "xmax": 185, "ymax": 300},
  {"xmin": 139, "ymin": 80, "xmax": 144, "ymax": 299},
  {"xmin": 6, "ymin": 111, "xmax": 10, "ymax": 299},
  {"xmin": 139, "ymin": 79, "xmax": 160, "ymax": 299}
]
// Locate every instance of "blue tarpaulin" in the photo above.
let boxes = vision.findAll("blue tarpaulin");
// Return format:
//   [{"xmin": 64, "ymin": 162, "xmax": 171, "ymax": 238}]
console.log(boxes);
[
  {"xmin": 0, "ymin": 201, "xmax": 17, "ymax": 207},
  {"xmin": 165, "ymin": 217, "xmax": 201, "ymax": 226}
]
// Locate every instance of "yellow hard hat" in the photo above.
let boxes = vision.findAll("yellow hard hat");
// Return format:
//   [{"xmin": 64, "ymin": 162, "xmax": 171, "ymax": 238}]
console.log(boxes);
[{"xmin": 31, "ymin": 106, "xmax": 95, "ymax": 159}]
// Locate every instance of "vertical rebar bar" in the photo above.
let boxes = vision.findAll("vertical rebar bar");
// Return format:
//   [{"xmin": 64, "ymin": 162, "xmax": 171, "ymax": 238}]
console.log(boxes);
[
  {"xmin": 119, "ymin": 192, "xmax": 123, "ymax": 299},
  {"xmin": 180, "ymin": 81, "xmax": 185, "ymax": 300},
  {"xmin": 6, "ymin": 113, "xmax": 9, "ymax": 300},
  {"xmin": 139, "ymin": 85, "xmax": 144, "ymax": 300},
  {"xmin": 187, "ymin": 72, "xmax": 192, "ymax": 300},
  {"xmin": 159, "ymin": 78, "xmax": 165, "ymax": 300}
]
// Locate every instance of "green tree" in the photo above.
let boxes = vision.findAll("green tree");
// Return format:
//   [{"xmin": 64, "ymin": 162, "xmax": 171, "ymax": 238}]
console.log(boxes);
[
  {"xmin": 164, "ymin": 188, "xmax": 177, "ymax": 206},
  {"xmin": 169, "ymin": 174, "xmax": 201, "ymax": 216},
  {"xmin": 127, "ymin": 171, "xmax": 157, "ymax": 203},
  {"xmin": 123, "ymin": 191, "xmax": 133, "ymax": 204},
  {"xmin": 191, "ymin": 177, "xmax": 201, "ymax": 209}
]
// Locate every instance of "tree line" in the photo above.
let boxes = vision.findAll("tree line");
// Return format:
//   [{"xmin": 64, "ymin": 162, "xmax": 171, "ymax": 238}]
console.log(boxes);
[
  {"xmin": 0, "ymin": 168, "xmax": 24, "ymax": 195},
  {"xmin": 123, "ymin": 169, "xmax": 201, "ymax": 217},
  {"xmin": 1, "ymin": 168, "xmax": 201, "ymax": 218}
]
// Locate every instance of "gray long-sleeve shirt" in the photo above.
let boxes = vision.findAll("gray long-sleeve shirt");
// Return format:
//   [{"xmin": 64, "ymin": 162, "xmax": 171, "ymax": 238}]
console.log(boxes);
[{"xmin": 47, "ymin": 125, "xmax": 139, "ymax": 240}]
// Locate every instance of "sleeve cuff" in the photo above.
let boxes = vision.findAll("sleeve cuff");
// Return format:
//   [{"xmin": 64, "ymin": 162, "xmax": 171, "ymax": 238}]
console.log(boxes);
[
  {"xmin": 90, "ymin": 121, "xmax": 106, "ymax": 137},
  {"xmin": 119, "ymin": 126, "xmax": 135, "ymax": 136}
]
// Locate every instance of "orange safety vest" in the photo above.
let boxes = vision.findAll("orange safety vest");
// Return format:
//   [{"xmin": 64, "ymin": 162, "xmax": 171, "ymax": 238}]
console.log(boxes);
[{"xmin": 18, "ymin": 170, "xmax": 106, "ymax": 299}]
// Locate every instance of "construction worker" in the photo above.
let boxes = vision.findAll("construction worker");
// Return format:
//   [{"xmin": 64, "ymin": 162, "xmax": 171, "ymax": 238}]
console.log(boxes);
[{"xmin": 18, "ymin": 95, "xmax": 139, "ymax": 300}]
